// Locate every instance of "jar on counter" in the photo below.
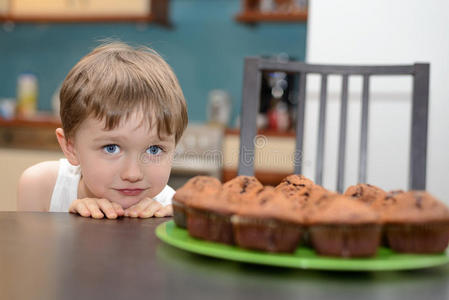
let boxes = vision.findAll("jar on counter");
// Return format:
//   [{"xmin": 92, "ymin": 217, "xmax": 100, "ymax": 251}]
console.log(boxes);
[
  {"xmin": 0, "ymin": 98, "xmax": 16, "ymax": 120},
  {"xmin": 207, "ymin": 89, "xmax": 232, "ymax": 127},
  {"xmin": 16, "ymin": 72, "xmax": 38, "ymax": 117}
]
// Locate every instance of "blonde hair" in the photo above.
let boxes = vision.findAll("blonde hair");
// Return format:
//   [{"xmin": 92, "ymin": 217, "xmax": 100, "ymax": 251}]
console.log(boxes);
[{"xmin": 59, "ymin": 42, "xmax": 188, "ymax": 143}]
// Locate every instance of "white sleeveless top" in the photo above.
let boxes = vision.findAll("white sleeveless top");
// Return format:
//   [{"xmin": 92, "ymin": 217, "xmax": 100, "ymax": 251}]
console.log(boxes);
[{"xmin": 49, "ymin": 158, "xmax": 175, "ymax": 212}]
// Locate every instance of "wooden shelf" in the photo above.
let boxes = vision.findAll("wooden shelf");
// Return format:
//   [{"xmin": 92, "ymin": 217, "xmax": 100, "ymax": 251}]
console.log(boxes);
[
  {"xmin": 236, "ymin": 0, "xmax": 307, "ymax": 24},
  {"xmin": 0, "ymin": 15, "xmax": 168, "ymax": 25},
  {"xmin": 225, "ymin": 127, "xmax": 296, "ymax": 138},
  {"xmin": 0, "ymin": 0, "xmax": 171, "ymax": 26},
  {"xmin": 235, "ymin": 10, "xmax": 307, "ymax": 23},
  {"xmin": 0, "ymin": 115, "xmax": 61, "ymax": 151},
  {"xmin": 0, "ymin": 115, "xmax": 61, "ymax": 128}
]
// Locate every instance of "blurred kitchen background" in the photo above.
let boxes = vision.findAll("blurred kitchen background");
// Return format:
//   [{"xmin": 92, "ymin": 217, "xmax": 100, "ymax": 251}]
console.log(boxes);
[{"xmin": 1, "ymin": 0, "xmax": 448, "ymax": 211}]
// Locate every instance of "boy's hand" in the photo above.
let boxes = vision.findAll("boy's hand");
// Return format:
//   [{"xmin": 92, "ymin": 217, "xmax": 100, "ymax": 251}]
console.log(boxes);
[
  {"xmin": 124, "ymin": 198, "xmax": 173, "ymax": 218},
  {"xmin": 69, "ymin": 198, "xmax": 125, "ymax": 219}
]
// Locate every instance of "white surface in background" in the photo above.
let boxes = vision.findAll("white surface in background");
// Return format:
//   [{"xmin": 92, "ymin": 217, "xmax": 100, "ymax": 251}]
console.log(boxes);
[{"xmin": 306, "ymin": 0, "xmax": 449, "ymax": 202}]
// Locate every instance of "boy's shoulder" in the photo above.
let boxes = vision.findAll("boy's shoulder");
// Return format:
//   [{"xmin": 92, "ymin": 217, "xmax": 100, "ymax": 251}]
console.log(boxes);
[{"xmin": 17, "ymin": 160, "xmax": 61, "ymax": 211}]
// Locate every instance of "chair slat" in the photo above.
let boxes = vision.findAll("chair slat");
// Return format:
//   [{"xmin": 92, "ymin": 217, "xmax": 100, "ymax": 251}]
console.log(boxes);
[
  {"xmin": 409, "ymin": 63, "xmax": 429, "ymax": 189},
  {"xmin": 358, "ymin": 75, "xmax": 370, "ymax": 183},
  {"xmin": 294, "ymin": 72, "xmax": 307, "ymax": 174},
  {"xmin": 336, "ymin": 75, "xmax": 349, "ymax": 192},
  {"xmin": 257, "ymin": 59, "xmax": 415, "ymax": 75},
  {"xmin": 238, "ymin": 58, "xmax": 261, "ymax": 176},
  {"xmin": 315, "ymin": 74, "xmax": 328, "ymax": 185}
]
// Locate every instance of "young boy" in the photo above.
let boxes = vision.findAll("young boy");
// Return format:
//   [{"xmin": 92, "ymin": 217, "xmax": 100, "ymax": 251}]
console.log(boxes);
[{"xmin": 17, "ymin": 42, "xmax": 188, "ymax": 219}]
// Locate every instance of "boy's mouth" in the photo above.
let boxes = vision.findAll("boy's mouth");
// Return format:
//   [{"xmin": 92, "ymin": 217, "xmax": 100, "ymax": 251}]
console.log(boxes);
[{"xmin": 116, "ymin": 189, "xmax": 145, "ymax": 196}]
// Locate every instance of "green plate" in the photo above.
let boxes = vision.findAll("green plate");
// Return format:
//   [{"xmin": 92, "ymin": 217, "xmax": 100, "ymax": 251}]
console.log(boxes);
[{"xmin": 156, "ymin": 220, "xmax": 449, "ymax": 271}]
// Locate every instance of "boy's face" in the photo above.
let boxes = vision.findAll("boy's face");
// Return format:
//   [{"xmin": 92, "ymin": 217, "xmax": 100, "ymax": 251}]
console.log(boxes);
[{"xmin": 70, "ymin": 112, "xmax": 176, "ymax": 209}]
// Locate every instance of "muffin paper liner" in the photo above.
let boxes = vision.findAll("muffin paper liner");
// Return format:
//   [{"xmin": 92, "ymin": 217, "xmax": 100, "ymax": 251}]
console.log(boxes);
[
  {"xmin": 231, "ymin": 215, "xmax": 303, "ymax": 253},
  {"xmin": 386, "ymin": 222, "xmax": 449, "ymax": 253},
  {"xmin": 309, "ymin": 224, "xmax": 381, "ymax": 257},
  {"xmin": 172, "ymin": 199, "xmax": 187, "ymax": 229},
  {"xmin": 186, "ymin": 206, "xmax": 234, "ymax": 245}
]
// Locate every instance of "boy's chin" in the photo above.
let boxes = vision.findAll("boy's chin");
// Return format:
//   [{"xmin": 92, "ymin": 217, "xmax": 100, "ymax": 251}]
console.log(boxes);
[{"xmin": 114, "ymin": 197, "xmax": 142, "ymax": 210}]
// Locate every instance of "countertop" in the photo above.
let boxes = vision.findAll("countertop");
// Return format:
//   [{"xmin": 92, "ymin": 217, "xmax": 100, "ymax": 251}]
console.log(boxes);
[{"xmin": 1, "ymin": 212, "xmax": 449, "ymax": 300}]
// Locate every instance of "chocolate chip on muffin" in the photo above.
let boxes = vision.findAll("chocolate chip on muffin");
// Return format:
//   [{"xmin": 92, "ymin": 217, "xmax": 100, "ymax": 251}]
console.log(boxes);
[{"xmin": 345, "ymin": 183, "xmax": 387, "ymax": 205}]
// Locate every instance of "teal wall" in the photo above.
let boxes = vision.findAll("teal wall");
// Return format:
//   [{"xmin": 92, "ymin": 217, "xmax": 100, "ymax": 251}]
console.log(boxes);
[{"xmin": 0, "ymin": 0, "xmax": 307, "ymax": 124}]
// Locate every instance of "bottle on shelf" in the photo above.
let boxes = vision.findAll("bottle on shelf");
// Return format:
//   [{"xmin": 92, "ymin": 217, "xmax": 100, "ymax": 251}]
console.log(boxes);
[{"xmin": 16, "ymin": 72, "xmax": 38, "ymax": 117}]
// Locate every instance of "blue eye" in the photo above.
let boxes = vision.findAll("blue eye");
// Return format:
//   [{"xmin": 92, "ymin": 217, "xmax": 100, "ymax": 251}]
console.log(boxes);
[
  {"xmin": 103, "ymin": 144, "xmax": 120, "ymax": 154},
  {"xmin": 146, "ymin": 145, "xmax": 162, "ymax": 155}
]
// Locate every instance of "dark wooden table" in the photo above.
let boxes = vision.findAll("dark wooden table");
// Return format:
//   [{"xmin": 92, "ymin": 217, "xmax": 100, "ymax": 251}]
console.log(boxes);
[{"xmin": 2, "ymin": 212, "xmax": 449, "ymax": 300}]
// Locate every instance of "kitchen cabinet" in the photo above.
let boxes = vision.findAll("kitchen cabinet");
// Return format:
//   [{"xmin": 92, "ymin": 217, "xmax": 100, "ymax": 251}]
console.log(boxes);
[
  {"xmin": 0, "ymin": 148, "xmax": 64, "ymax": 211},
  {"xmin": 0, "ymin": 0, "xmax": 170, "ymax": 26},
  {"xmin": 235, "ymin": 0, "xmax": 308, "ymax": 24},
  {"xmin": 0, "ymin": 116, "xmax": 61, "ymax": 151},
  {"xmin": 0, "ymin": 116, "xmax": 63, "ymax": 211},
  {"xmin": 222, "ymin": 128, "xmax": 296, "ymax": 186}
]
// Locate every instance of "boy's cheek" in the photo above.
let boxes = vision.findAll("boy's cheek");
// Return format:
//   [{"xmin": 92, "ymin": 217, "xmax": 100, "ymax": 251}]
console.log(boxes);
[
  {"xmin": 144, "ymin": 157, "xmax": 173, "ymax": 169},
  {"xmin": 140, "ymin": 155, "xmax": 170, "ymax": 166}
]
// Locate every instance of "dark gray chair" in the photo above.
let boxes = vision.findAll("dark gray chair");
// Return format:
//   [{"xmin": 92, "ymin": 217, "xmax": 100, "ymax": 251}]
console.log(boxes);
[{"xmin": 238, "ymin": 57, "xmax": 430, "ymax": 192}]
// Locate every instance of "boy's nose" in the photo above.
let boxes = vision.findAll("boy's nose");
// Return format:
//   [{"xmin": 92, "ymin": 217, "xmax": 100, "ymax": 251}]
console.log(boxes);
[{"xmin": 120, "ymin": 157, "xmax": 144, "ymax": 182}]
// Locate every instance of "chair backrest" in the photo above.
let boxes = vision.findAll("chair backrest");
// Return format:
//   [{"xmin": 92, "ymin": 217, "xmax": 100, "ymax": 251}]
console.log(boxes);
[{"xmin": 238, "ymin": 57, "xmax": 429, "ymax": 192}]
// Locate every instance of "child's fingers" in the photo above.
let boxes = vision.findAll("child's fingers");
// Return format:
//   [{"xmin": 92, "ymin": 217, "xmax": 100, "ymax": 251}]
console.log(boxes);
[
  {"xmin": 68, "ymin": 199, "xmax": 79, "ymax": 214},
  {"xmin": 124, "ymin": 204, "xmax": 139, "ymax": 218},
  {"xmin": 124, "ymin": 198, "xmax": 152, "ymax": 217},
  {"xmin": 111, "ymin": 202, "xmax": 125, "ymax": 216},
  {"xmin": 97, "ymin": 198, "xmax": 118, "ymax": 219},
  {"xmin": 85, "ymin": 199, "xmax": 104, "ymax": 219},
  {"xmin": 69, "ymin": 200, "xmax": 91, "ymax": 217},
  {"xmin": 154, "ymin": 204, "xmax": 173, "ymax": 218},
  {"xmin": 138, "ymin": 201, "xmax": 162, "ymax": 218}
]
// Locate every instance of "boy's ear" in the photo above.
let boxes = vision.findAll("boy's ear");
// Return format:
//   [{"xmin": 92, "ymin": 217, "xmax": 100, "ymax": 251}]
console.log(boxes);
[{"xmin": 55, "ymin": 128, "xmax": 80, "ymax": 166}]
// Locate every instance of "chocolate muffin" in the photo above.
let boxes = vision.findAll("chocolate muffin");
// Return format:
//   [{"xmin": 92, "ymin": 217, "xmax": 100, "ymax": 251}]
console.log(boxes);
[
  {"xmin": 275, "ymin": 174, "xmax": 314, "ymax": 194},
  {"xmin": 382, "ymin": 191, "xmax": 449, "ymax": 253},
  {"xmin": 172, "ymin": 176, "xmax": 222, "ymax": 228},
  {"xmin": 186, "ymin": 176, "xmax": 263, "ymax": 245},
  {"xmin": 345, "ymin": 184, "xmax": 391, "ymax": 246},
  {"xmin": 369, "ymin": 190, "xmax": 405, "ymax": 221},
  {"xmin": 306, "ymin": 195, "xmax": 382, "ymax": 257},
  {"xmin": 231, "ymin": 187, "xmax": 304, "ymax": 253},
  {"xmin": 345, "ymin": 183, "xmax": 387, "ymax": 205},
  {"xmin": 276, "ymin": 175, "xmax": 334, "ymax": 209},
  {"xmin": 222, "ymin": 175, "xmax": 264, "ymax": 203},
  {"xmin": 302, "ymin": 185, "xmax": 337, "ymax": 220}
]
